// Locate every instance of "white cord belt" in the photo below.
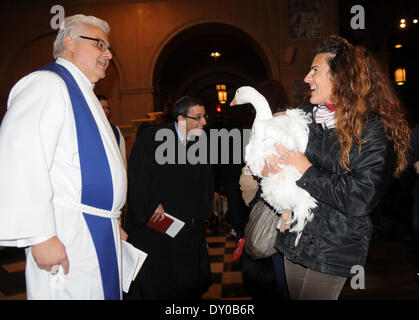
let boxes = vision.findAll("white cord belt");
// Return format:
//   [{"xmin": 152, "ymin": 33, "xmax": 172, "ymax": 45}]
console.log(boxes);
[{"xmin": 53, "ymin": 196, "xmax": 121, "ymax": 219}]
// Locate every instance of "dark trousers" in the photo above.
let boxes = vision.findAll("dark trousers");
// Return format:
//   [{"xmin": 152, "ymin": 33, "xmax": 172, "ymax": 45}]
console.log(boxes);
[
  {"xmin": 272, "ymin": 252, "xmax": 290, "ymax": 300},
  {"xmin": 223, "ymin": 181, "xmax": 248, "ymax": 231},
  {"xmin": 284, "ymin": 258, "xmax": 347, "ymax": 300}
]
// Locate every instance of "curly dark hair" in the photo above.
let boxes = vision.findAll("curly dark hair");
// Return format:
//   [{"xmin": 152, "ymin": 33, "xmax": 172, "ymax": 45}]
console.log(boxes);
[{"xmin": 315, "ymin": 35, "xmax": 410, "ymax": 178}]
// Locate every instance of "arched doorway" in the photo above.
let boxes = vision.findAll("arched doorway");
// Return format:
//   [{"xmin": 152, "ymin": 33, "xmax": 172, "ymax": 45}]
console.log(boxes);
[{"xmin": 152, "ymin": 22, "xmax": 272, "ymax": 128}]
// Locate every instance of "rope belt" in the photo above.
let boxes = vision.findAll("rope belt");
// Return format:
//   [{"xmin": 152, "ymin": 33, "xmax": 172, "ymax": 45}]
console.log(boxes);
[{"xmin": 54, "ymin": 196, "xmax": 121, "ymax": 219}]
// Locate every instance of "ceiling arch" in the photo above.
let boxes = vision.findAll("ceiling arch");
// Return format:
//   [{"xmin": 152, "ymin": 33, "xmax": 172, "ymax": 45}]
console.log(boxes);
[{"xmin": 151, "ymin": 20, "xmax": 277, "ymax": 111}]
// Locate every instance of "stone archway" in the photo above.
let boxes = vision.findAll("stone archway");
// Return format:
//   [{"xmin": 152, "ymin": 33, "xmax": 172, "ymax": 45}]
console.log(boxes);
[{"xmin": 151, "ymin": 21, "xmax": 278, "ymax": 117}]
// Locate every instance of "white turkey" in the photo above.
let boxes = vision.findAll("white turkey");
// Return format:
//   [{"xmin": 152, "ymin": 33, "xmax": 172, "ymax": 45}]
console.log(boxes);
[{"xmin": 230, "ymin": 86, "xmax": 317, "ymax": 245}]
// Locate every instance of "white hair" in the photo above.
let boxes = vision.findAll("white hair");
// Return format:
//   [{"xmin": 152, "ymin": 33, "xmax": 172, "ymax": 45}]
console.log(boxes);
[{"xmin": 53, "ymin": 14, "xmax": 110, "ymax": 59}]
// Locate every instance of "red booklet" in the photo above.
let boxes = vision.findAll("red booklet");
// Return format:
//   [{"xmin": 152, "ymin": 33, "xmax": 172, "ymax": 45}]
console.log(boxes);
[
  {"xmin": 146, "ymin": 215, "xmax": 174, "ymax": 233},
  {"xmin": 146, "ymin": 213, "xmax": 185, "ymax": 238}
]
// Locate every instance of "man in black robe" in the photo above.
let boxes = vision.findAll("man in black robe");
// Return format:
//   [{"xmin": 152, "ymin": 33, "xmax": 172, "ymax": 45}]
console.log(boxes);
[{"xmin": 124, "ymin": 96, "xmax": 214, "ymax": 300}]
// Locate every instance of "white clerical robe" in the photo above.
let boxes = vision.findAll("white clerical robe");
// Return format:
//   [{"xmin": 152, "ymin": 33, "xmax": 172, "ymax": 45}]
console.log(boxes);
[
  {"xmin": 0, "ymin": 58, "xmax": 127, "ymax": 299},
  {"xmin": 114, "ymin": 124, "xmax": 127, "ymax": 169}
]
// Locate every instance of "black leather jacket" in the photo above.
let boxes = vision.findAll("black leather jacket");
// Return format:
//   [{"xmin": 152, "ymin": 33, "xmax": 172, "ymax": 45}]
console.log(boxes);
[{"xmin": 275, "ymin": 104, "xmax": 396, "ymax": 277}]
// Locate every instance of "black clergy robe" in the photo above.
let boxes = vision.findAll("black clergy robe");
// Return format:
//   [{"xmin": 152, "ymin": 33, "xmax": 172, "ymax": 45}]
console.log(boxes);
[{"xmin": 124, "ymin": 122, "xmax": 214, "ymax": 300}]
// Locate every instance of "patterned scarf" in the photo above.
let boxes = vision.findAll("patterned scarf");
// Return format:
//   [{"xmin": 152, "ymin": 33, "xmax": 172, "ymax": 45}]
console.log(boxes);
[{"xmin": 313, "ymin": 103, "xmax": 336, "ymax": 129}]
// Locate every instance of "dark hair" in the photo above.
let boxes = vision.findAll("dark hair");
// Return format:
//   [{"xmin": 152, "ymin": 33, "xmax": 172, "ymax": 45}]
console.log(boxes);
[
  {"xmin": 315, "ymin": 36, "xmax": 353, "ymax": 75},
  {"xmin": 172, "ymin": 96, "xmax": 204, "ymax": 121},
  {"xmin": 314, "ymin": 35, "xmax": 410, "ymax": 178},
  {"xmin": 96, "ymin": 94, "xmax": 108, "ymax": 101}
]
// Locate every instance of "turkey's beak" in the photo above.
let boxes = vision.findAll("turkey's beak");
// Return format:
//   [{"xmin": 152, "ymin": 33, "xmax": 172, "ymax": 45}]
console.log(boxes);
[{"xmin": 230, "ymin": 98, "xmax": 237, "ymax": 106}]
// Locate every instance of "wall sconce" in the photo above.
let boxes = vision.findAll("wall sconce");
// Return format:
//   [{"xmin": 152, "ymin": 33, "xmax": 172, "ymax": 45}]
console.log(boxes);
[
  {"xmin": 216, "ymin": 84, "xmax": 227, "ymax": 104},
  {"xmin": 394, "ymin": 67, "xmax": 406, "ymax": 86},
  {"xmin": 211, "ymin": 51, "xmax": 221, "ymax": 60},
  {"xmin": 218, "ymin": 91, "xmax": 227, "ymax": 104}
]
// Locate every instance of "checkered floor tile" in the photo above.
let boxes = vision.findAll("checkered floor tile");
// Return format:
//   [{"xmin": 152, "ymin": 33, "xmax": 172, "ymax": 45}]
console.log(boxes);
[
  {"xmin": 0, "ymin": 246, "xmax": 27, "ymax": 300},
  {"xmin": 0, "ymin": 220, "xmax": 250, "ymax": 300},
  {"xmin": 202, "ymin": 231, "xmax": 251, "ymax": 300}
]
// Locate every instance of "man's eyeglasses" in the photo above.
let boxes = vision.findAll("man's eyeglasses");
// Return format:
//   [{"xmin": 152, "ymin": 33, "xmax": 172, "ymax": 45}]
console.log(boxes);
[
  {"xmin": 184, "ymin": 114, "xmax": 209, "ymax": 121},
  {"xmin": 78, "ymin": 35, "xmax": 111, "ymax": 52}
]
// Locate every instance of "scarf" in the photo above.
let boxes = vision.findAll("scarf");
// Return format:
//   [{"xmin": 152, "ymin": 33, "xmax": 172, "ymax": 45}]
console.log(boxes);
[{"xmin": 313, "ymin": 103, "xmax": 336, "ymax": 129}]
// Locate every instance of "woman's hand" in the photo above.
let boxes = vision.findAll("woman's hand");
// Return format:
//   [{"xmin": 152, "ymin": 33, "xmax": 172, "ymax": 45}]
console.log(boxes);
[
  {"xmin": 261, "ymin": 154, "xmax": 282, "ymax": 176},
  {"xmin": 262, "ymin": 145, "xmax": 312, "ymax": 176},
  {"xmin": 279, "ymin": 210, "xmax": 292, "ymax": 233}
]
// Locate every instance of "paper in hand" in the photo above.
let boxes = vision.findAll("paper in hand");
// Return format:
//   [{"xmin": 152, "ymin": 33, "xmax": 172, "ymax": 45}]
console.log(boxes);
[
  {"xmin": 146, "ymin": 212, "xmax": 185, "ymax": 238},
  {"xmin": 121, "ymin": 240, "xmax": 148, "ymax": 293}
]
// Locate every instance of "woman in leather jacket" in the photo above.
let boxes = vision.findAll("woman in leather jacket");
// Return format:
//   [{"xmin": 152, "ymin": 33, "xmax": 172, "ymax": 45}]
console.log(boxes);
[{"xmin": 262, "ymin": 36, "xmax": 410, "ymax": 299}]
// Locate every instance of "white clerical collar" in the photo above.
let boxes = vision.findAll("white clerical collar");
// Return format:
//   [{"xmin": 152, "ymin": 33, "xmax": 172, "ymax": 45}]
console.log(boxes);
[{"xmin": 56, "ymin": 57, "xmax": 95, "ymax": 90}]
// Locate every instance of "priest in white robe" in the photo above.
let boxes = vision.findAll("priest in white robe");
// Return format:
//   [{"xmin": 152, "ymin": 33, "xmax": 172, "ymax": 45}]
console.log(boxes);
[{"xmin": 0, "ymin": 14, "xmax": 127, "ymax": 300}]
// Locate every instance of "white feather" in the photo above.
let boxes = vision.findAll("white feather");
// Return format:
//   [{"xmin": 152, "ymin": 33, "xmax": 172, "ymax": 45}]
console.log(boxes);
[{"xmin": 232, "ymin": 86, "xmax": 317, "ymax": 245}]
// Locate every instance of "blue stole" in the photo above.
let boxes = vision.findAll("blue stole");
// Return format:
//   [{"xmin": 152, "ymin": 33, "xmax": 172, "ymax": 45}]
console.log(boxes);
[
  {"xmin": 40, "ymin": 62, "xmax": 120, "ymax": 300},
  {"xmin": 110, "ymin": 123, "xmax": 121, "ymax": 146}
]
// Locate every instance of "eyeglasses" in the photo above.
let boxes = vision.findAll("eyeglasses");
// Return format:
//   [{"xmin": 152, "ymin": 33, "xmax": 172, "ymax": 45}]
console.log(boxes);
[
  {"xmin": 184, "ymin": 114, "xmax": 209, "ymax": 121},
  {"xmin": 78, "ymin": 35, "xmax": 111, "ymax": 52}
]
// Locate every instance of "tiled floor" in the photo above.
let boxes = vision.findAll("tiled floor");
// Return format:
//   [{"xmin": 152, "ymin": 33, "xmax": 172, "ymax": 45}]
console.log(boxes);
[
  {"xmin": 1, "ymin": 216, "xmax": 419, "ymax": 300},
  {"xmin": 203, "ymin": 229, "xmax": 251, "ymax": 300},
  {"xmin": 0, "ymin": 221, "xmax": 252, "ymax": 301},
  {"xmin": 0, "ymin": 246, "xmax": 27, "ymax": 300}
]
